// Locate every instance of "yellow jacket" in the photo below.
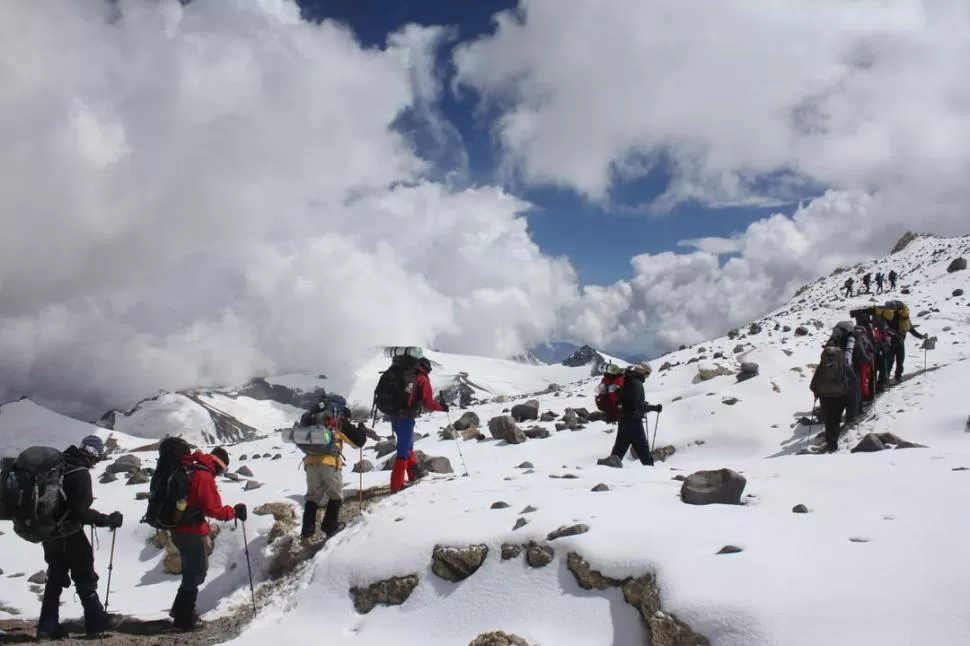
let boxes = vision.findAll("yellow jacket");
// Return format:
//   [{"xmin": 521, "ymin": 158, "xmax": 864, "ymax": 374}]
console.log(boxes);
[{"xmin": 301, "ymin": 421, "xmax": 365, "ymax": 470}]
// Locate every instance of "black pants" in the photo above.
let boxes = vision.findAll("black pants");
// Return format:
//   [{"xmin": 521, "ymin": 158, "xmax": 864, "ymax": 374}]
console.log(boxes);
[
  {"xmin": 890, "ymin": 336, "xmax": 906, "ymax": 379},
  {"xmin": 171, "ymin": 531, "xmax": 208, "ymax": 594},
  {"xmin": 819, "ymin": 397, "xmax": 846, "ymax": 451},
  {"xmin": 611, "ymin": 416, "xmax": 653, "ymax": 465},
  {"xmin": 40, "ymin": 530, "xmax": 103, "ymax": 626}
]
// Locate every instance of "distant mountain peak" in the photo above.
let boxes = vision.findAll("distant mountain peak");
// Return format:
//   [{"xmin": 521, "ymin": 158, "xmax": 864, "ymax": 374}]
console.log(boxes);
[{"xmin": 561, "ymin": 344, "xmax": 605, "ymax": 368}]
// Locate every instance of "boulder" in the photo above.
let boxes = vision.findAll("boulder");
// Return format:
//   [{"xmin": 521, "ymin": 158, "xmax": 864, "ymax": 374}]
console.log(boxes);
[
  {"xmin": 374, "ymin": 440, "xmax": 398, "ymax": 458},
  {"xmin": 717, "ymin": 545, "xmax": 743, "ymax": 555},
  {"xmin": 921, "ymin": 336, "xmax": 938, "ymax": 350},
  {"xmin": 696, "ymin": 363, "xmax": 733, "ymax": 381},
  {"xmin": 794, "ymin": 326, "xmax": 809, "ymax": 336},
  {"xmin": 106, "ymin": 454, "xmax": 142, "ymax": 475},
  {"xmin": 431, "ymin": 544, "xmax": 489, "ymax": 582},
  {"xmin": 236, "ymin": 466, "xmax": 255, "ymax": 478},
  {"xmin": 501, "ymin": 543, "xmax": 522, "ymax": 560},
  {"xmin": 513, "ymin": 518, "xmax": 529, "ymax": 530},
  {"xmin": 99, "ymin": 472, "xmax": 118, "ymax": 484},
  {"xmin": 539, "ymin": 411, "xmax": 558, "ymax": 422},
  {"xmin": 452, "ymin": 411, "xmax": 481, "ymax": 431},
  {"xmin": 352, "ymin": 460, "xmax": 374, "ymax": 473},
  {"xmin": 468, "ymin": 631, "xmax": 530, "ymax": 646},
  {"xmin": 135, "ymin": 492, "xmax": 149, "ymax": 500},
  {"xmin": 28, "ymin": 571, "xmax": 46, "ymax": 585},
  {"xmin": 525, "ymin": 542, "xmax": 555, "ymax": 568},
  {"xmin": 510, "ymin": 400, "xmax": 540, "ymax": 423},
  {"xmin": 851, "ymin": 432, "xmax": 926, "ymax": 453},
  {"xmin": 946, "ymin": 257, "xmax": 967, "ymax": 273},
  {"xmin": 488, "ymin": 415, "xmax": 527, "ymax": 444},
  {"xmin": 523, "ymin": 426, "xmax": 551, "ymax": 439},
  {"xmin": 748, "ymin": 323, "xmax": 763, "ymax": 335},
  {"xmin": 125, "ymin": 470, "xmax": 150, "ymax": 486},
  {"xmin": 243, "ymin": 480, "xmax": 263, "ymax": 491},
  {"xmin": 954, "ymin": 289, "xmax": 965, "ymax": 297},
  {"xmin": 350, "ymin": 575, "xmax": 420, "ymax": 614},
  {"xmin": 547, "ymin": 524, "xmax": 589, "ymax": 541},
  {"xmin": 737, "ymin": 362, "xmax": 759, "ymax": 382},
  {"xmin": 680, "ymin": 468, "xmax": 747, "ymax": 505}
]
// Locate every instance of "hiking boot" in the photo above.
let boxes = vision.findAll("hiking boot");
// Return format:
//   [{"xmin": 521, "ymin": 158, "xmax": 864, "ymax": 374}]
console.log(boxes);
[
  {"xmin": 85, "ymin": 612, "xmax": 124, "ymax": 636},
  {"xmin": 36, "ymin": 621, "xmax": 67, "ymax": 640},
  {"xmin": 321, "ymin": 499, "xmax": 344, "ymax": 537},
  {"xmin": 172, "ymin": 589, "xmax": 203, "ymax": 632},
  {"xmin": 301, "ymin": 501, "xmax": 319, "ymax": 539},
  {"xmin": 597, "ymin": 455, "xmax": 623, "ymax": 468}
]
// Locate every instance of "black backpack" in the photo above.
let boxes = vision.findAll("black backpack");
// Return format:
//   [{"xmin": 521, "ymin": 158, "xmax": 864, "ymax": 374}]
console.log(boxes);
[
  {"xmin": 811, "ymin": 345, "xmax": 848, "ymax": 398},
  {"xmin": 141, "ymin": 437, "xmax": 202, "ymax": 530},
  {"xmin": 373, "ymin": 356, "xmax": 419, "ymax": 418},
  {"xmin": 1, "ymin": 447, "xmax": 82, "ymax": 543}
]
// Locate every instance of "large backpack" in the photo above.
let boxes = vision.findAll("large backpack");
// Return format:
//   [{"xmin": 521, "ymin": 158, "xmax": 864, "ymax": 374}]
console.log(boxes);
[
  {"xmin": 1, "ymin": 447, "xmax": 81, "ymax": 543},
  {"xmin": 140, "ymin": 437, "xmax": 201, "ymax": 530},
  {"xmin": 299, "ymin": 394, "xmax": 348, "ymax": 429},
  {"xmin": 811, "ymin": 345, "xmax": 848, "ymax": 398},
  {"xmin": 594, "ymin": 366, "xmax": 625, "ymax": 422},
  {"xmin": 373, "ymin": 355, "xmax": 420, "ymax": 418},
  {"xmin": 884, "ymin": 300, "xmax": 911, "ymax": 332}
]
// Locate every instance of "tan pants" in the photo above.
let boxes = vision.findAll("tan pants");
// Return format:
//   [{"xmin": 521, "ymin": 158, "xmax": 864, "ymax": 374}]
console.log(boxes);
[{"xmin": 305, "ymin": 462, "xmax": 343, "ymax": 505}]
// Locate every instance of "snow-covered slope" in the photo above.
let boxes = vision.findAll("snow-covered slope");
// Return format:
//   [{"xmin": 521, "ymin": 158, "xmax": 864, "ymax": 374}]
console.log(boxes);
[{"xmin": 0, "ymin": 234, "xmax": 967, "ymax": 646}]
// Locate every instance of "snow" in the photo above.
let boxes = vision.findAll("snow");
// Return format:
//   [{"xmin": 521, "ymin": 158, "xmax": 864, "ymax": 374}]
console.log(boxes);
[
  {"xmin": 263, "ymin": 373, "xmax": 328, "ymax": 393},
  {"xmin": 2, "ymin": 234, "xmax": 970, "ymax": 644},
  {"xmin": 0, "ymin": 400, "xmax": 103, "ymax": 456},
  {"xmin": 110, "ymin": 392, "xmax": 218, "ymax": 445}
]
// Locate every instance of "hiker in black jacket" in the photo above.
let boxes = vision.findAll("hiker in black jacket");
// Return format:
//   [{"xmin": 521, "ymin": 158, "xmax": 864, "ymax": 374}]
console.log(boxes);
[
  {"xmin": 598, "ymin": 364, "xmax": 661, "ymax": 468},
  {"xmin": 38, "ymin": 435, "xmax": 124, "ymax": 639}
]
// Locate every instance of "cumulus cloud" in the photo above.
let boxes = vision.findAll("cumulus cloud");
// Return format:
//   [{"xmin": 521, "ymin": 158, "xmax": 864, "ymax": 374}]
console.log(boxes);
[
  {"xmin": 0, "ymin": 0, "xmax": 577, "ymax": 417},
  {"xmin": 453, "ymin": 0, "xmax": 970, "ymax": 352}
]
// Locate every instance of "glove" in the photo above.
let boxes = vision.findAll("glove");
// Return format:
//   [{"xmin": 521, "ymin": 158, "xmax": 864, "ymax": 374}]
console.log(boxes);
[
  {"xmin": 107, "ymin": 511, "xmax": 123, "ymax": 529},
  {"xmin": 648, "ymin": 404, "xmax": 663, "ymax": 414},
  {"xmin": 234, "ymin": 503, "xmax": 248, "ymax": 522},
  {"xmin": 440, "ymin": 403, "xmax": 450, "ymax": 413}
]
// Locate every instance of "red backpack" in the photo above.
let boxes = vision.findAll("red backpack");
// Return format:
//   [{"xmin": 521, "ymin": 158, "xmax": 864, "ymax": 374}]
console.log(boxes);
[{"xmin": 594, "ymin": 372, "xmax": 625, "ymax": 422}]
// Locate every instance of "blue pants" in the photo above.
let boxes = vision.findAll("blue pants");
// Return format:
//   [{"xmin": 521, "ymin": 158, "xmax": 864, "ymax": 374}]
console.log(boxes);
[{"xmin": 391, "ymin": 418, "xmax": 415, "ymax": 459}]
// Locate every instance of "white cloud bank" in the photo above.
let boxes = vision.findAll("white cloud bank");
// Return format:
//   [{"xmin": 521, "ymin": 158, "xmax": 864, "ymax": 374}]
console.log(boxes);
[
  {"xmin": 3, "ymin": 0, "xmax": 970, "ymax": 416},
  {"xmin": 455, "ymin": 0, "xmax": 970, "ymax": 355}
]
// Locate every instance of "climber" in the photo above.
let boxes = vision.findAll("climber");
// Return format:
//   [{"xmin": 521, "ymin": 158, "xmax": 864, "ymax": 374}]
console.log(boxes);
[{"xmin": 598, "ymin": 363, "xmax": 660, "ymax": 468}]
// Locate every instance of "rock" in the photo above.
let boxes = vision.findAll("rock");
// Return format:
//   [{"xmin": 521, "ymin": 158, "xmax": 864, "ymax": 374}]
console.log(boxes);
[
  {"xmin": 737, "ymin": 362, "xmax": 759, "ymax": 382},
  {"xmin": 515, "ymin": 461, "xmax": 534, "ymax": 469},
  {"xmin": 652, "ymin": 445, "xmax": 676, "ymax": 463},
  {"xmin": 452, "ymin": 411, "xmax": 481, "ymax": 431},
  {"xmin": 487, "ymin": 415, "xmax": 527, "ymax": 444},
  {"xmin": 491, "ymin": 501, "xmax": 511, "ymax": 509},
  {"xmin": 794, "ymin": 326, "xmax": 809, "ymax": 336},
  {"xmin": 922, "ymin": 336, "xmax": 938, "ymax": 350},
  {"xmin": 272, "ymin": 454, "xmax": 282, "ymax": 461},
  {"xmin": 236, "ymin": 466, "xmax": 255, "ymax": 477},
  {"xmin": 239, "ymin": 454, "xmax": 247, "ymax": 461},
  {"xmin": 946, "ymin": 257, "xmax": 967, "ymax": 272},
  {"xmin": 727, "ymin": 329, "xmax": 740, "ymax": 339},
  {"xmin": 420, "ymin": 454, "xmax": 454, "ymax": 474},
  {"xmin": 954, "ymin": 289, "xmax": 965, "ymax": 297},
  {"xmin": 566, "ymin": 552, "xmax": 625, "ymax": 590},
  {"xmin": 523, "ymin": 426, "xmax": 551, "ymax": 439},
  {"xmin": 540, "ymin": 412, "xmax": 558, "ymax": 422},
  {"xmin": 591, "ymin": 483, "xmax": 610, "ymax": 492},
  {"xmin": 748, "ymin": 323, "xmax": 763, "ymax": 335},
  {"xmin": 680, "ymin": 468, "xmax": 747, "ymax": 505},
  {"xmin": 792, "ymin": 504, "xmax": 809, "ymax": 514},
  {"xmin": 125, "ymin": 470, "xmax": 150, "ymax": 485},
  {"xmin": 510, "ymin": 400, "xmax": 540, "ymax": 423},
  {"xmin": 254, "ymin": 502, "xmax": 295, "ymax": 520},
  {"xmin": 782, "ymin": 325, "xmax": 792, "ymax": 332},
  {"xmin": 135, "ymin": 492, "xmax": 149, "ymax": 500},
  {"xmin": 501, "ymin": 543, "xmax": 522, "ymax": 560},
  {"xmin": 374, "ymin": 440, "xmax": 398, "ymax": 458},
  {"xmin": 106, "ymin": 454, "xmax": 142, "ymax": 474},
  {"xmin": 244, "ymin": 480, "xmax": 263, "ymax": 491},
  {"xmin": 697, "ymin": 364, "xmax": 733, "ymax": 381},
  {"xmin": 27, "ymin": 571, "xmax": 46, "ymax": 584},
  {"xmin": 513, "ymin": 518, "xmax": 529, "ymax": 531},
  {"xmin": 721, "ymin": 397, "xmax": 739, "ymax": 406},
  {"xmin": 350, "ymin": 575, "xmax": 420, "ymax": 614},
  {"xmin": 223, "ymin": 472, "xmax": 241, "ymax": 482},
  {"xmin": 99, "ymin": 472, "xmax": 118, "ymax": 484},
  {"xmin": 521, "ymin": 505, "xmax": 538, "ymax": 514},
  {"xmin": 468, "ymin": 631, "xmax": 530, "ymax": 646},
  {"xmin": 547, "ymin": 524, "xmax": 589, "ymax": 541},
  {"xmin": 352, "ymin": 460, "xmax": 374, "ymax": 473},
  {"xmin": 717, "ymin": 545, "xmax": 743, "ymax": 555},
  {"xmin": 431, "ymin": 544, "xmax": 489, "ymax": 582},
  {"xmin": 525, "ymin": 542, "xmax": 554, "ymax": 568},
  {"xmin": 851, "ymin": 432, "xmax": 925, "ymax": 453}
]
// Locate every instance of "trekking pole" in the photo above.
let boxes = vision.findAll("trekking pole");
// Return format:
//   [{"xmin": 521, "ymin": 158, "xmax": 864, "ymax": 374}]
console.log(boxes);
[
  {"xmin": 104, "ymin": 529, "xmax": 117, "ymax": 611},
  {"xmin": 240, "ymin": 520, "xmax": 257, "ymax": 616},
  {"xmin": 650, "ymin": 412, "xmax": 660, "ymax": 453},
  {"xmin": 445, "ymin": 410, "xmax": 469, "ymax": 477},
  {"xmin": 358, "ymin": 445, "xmax": 363, "ymax": 507}
]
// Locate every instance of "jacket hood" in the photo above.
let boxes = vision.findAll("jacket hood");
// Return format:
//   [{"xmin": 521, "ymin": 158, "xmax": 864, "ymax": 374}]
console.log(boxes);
[
  {"xmin": 63, "ymin": 445, "xmax": 94, "ymax": 469},
  {"xmin": 183, "ymin": 451, "xmax": 220, "ymax": 473}
]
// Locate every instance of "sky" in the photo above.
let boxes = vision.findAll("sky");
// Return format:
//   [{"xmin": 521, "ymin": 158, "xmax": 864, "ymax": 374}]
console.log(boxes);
[{"xmin": 2, "ymin": 0, "xmax": 970, "ymax": 417}]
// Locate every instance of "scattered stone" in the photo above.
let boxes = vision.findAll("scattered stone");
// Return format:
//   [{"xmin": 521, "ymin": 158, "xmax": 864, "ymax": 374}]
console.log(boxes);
[
  {"xmin": 235, "ymin": 466, "xmax": 255, "ymax": 477},
  {"xmin": 525, "ymin": 542, "xmax": 554, "ymax": 568},
  {"xmin": 513, "ymin": 518, "xmax": 529, "ymax": 531},
  {"xmin": 539, "ymin": 411, "xmax": 558, "ymax": 422},
  {"xmin": 488, "ymin": 415, "xmax": 527, "ymax": 444},
  {"xmin": 239, "ymin": 454, "xmax": 247, "ymax": 461},
  {"xmin": 521, "ymin": 505, "xmax": 538, "ymax": 514},
  {"xmin": 591, "ymin": 483, "xmax": 610, "ymax": 492},
  {"xmin": 350, "ymin": 575, "xmax": 420, "ymax": 614},
  {"xmin": 721, "ymin": 397, "xmax": 739, "ymax": 406},
  {"xmin": 468, "ymin": 631, "xmax": 530, "ymax": 646},
  {"xmin": 352, "ymin": 460, "xmax": 374, "ymax": 473},
  {"xmin": 431, "ymin": 544, "xmax": 489, "ymax": 582},
  {"xmin": 681, "ymin": 468, "xmax": 747, "ymax": 505},
  {"xmin": 792, "ymin": 504, "xmax": 809, "ymax": 514},
  {"xmin": 717, "ymin": 545, "xmax": 743, "ymax": 555},
  {"xmin": 954, "ymin": 289, "xmax": 965, "ymax": 297},
  {"xmin": 652, "ymin": 445, "xmax": 676, "ymax": 463},
  {"xmin": 501, "ymin": 543, "xmax": 522, "ymax": 560},
  {"xmin": 106, "ymin": 454, "xmax": 142, "ymax": 475},
  {"xmin": 515, "ymin": 461, "xmax": 534, "ymax": 469},
  {"xmin": 491, "ymin": 501, "xmax": 511, "ymax": 510},
  {"xmin": 547, "ymin": 524, "xmax": 589, "ymax": 541},
  {"xmin": 697, "ymin": 364, "xmax": 734, "ymax": 381},
  {"xmin": 794, "ymin": 326, "xmax": 809, "ymax": 336},
  {"xmin": 510, "ymin": 400, "xmax": 540, "ymax": 423},
  {"xmin": 27, "ymin": 571, "xmax": 46, "ymax": 585},
  {"xmin": 125, "ymin": 470, "xmax": 150, "ymax": 486},
  {"xmin": 135, "ymin": 491, "xmax": 149, "ymax": 501},
  {"xmin": 946, "ymin": 257, "xmax": 967, "ymax": 273},
  {"xmin": 374, "ymin": 440, "xmax": 398, "ymax": 458},
  {"xmin": 953, "ymin": 467, "xmax": 969, "ymax": 471},
  {"xmin": 99, "ymin": 472, "xmax": 118, "ymax": 484},
  {"xmin": 851, "ymin": 432, "xmax": 926, "ymax": 453},
  {"xmin": 523, "ymin": 426, "xmax": 551, "ymax": 439},
  {"xmin": 223, "ymin": 472, "xmax": 241, "ymax": 482},
  {"xmin": 243, "ymin": 480, "xmax": 263, "ymax": 491},
  {"xmin": 732, "ymin": 344, "xmax": 745, "ymax": 354},
  {"xmin": 849, "ymin": 537, "xmax": 870, "ymax": 543},
  {"xmin": 272, "ymin": 454, "xmax": 282, "ymax": 461},
  {"xmin": 737, "ymin": 362, "xmax": 759, "ymax": 382},
  {"xmin": 671, "ymin": 474, "xmax": 686, "ymax": 482},
  {"xmin": 452, "ymin": 411, "xmax": 481, "ymax": 431}
]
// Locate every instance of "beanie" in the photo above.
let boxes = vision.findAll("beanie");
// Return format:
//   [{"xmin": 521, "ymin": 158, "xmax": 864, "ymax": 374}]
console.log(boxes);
[
  {"xmin": 210, "ymin": 446, "xmax": 229, "ymax": 469},
  {"xmin": 80, "ymin": 435, "xmax": 105, "ymax": 460}
]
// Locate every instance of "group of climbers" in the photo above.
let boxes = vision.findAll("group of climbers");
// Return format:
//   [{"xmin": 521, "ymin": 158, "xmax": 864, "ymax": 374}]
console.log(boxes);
[
  {"xmin": 843, "ymin": 269, "xmax": 898, "ymax": 298},
  {"xmin": 811, "ymin": 300, "xmax": 926, "ymax": 452}
]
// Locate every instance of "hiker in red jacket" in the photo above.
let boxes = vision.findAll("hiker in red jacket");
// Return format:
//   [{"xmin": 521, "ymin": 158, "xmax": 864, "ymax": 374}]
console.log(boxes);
[
  {"xmin": 169, "ymin": 447, "xmax": 246, "ymax": 631},
  {"xmin": 391, "ymin": 356, "xmax": 447, "ymax": 493}
]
